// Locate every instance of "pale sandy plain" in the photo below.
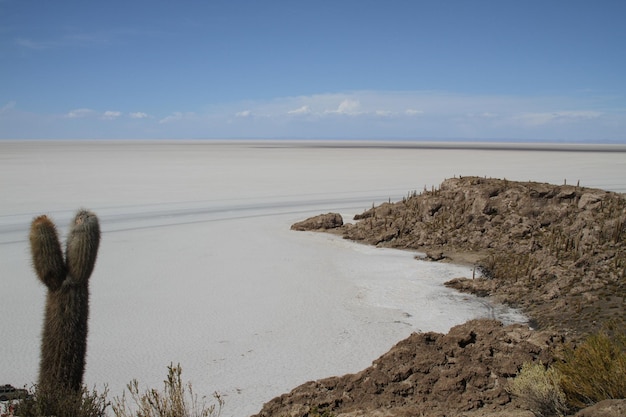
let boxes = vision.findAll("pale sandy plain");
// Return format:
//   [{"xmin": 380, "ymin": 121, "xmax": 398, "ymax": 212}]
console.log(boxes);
[{"xmin": 1, "ymin": 140, "xmax": 625, "ymax": 417}]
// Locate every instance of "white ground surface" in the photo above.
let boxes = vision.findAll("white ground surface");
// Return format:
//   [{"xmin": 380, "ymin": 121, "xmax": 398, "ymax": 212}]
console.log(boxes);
[{"xmin": 1, "ymin": 140, "xmax": 624, "ymax": 416}]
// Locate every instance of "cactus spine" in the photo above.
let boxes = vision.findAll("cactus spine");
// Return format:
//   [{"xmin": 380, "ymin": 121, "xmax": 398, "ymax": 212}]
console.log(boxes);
[{"xmin": 29, "ymin": 209, "xmax": 100, "ymax": 394}]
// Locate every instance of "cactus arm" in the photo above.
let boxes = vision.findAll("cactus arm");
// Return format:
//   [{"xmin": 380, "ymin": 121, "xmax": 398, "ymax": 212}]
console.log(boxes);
[
  {"xmin": 29, "ymin": 215, "xmax": 66, "ymax": 291},
  {"xmin": 65, "ymin": 209, "xmax": 100, "ymax": 284}
]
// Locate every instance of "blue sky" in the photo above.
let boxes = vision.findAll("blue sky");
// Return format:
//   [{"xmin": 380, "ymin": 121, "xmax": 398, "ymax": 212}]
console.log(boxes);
[{"xmin": 1, "ymin": 1, "xmax": 625, "ymax": 141}]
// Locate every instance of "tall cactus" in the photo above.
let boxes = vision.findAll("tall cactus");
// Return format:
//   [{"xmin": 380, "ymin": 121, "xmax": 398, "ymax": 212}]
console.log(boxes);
[{"xmin": 29, "ymin": 209, "xmax": 101, "ymax": 394}]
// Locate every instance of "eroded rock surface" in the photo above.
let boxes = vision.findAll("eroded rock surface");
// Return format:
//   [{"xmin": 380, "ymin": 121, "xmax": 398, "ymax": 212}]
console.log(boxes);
[
  {"xmin": 301, "ymin": 177, "xmax": 625, "ymax": 337},
  {"xmin": 277, "ymin": 177, "xmax": 626, "ymax": 417},
  {"xmin": 291, "ymin": 212, "xmax": 343, "ymax": 231},
  {"xmin": 253, "ymin": 320, "xmax": 562, "ymax": 417}
]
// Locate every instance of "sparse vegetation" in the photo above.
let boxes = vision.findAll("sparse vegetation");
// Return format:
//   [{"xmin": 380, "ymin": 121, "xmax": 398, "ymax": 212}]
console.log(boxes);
[
  {"xmin": 13, "ymin": 384, "xmax": 109, "ymax": 417},
  {"xmin": 508, "ymin": 329, "xmax": 626, "ymax": 415},
  {"xmin": 7, "ymin": 365, "xmax": 222, "ymax": 417},
  {"xmin": 508, "ymin": 362, "xmax": 567, "ymax": 417},
  {"xmin": 306, "ymin": 406, "xmax": 336, "ymax": 417},
  {"xmin": 555, "ymin": 330, "xmax": 626, "ymax": 410},
  {"xmin": 112, "ymin": 363, "xmax": 223, "ymax": 417}
]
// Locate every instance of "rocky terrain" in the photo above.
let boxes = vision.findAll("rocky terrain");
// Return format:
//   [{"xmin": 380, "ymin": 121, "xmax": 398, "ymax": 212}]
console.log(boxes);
[
  {"xmin": 253, "ymin": 319, "xmax": 563, "ymax": 417},
  {"xmin": 294, "ymin": 176, "xmax": 626, "ymax": 338},
  {"xmin": 254, "ymin": 177, "xmax": 625, "ymax": 417}
]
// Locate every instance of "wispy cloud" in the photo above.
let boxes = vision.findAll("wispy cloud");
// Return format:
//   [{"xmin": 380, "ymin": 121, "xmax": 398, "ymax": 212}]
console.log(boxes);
[
  {"xmin": 159, "ymin": 112, "xmax": 183, "ymax": 124},
  {"xmin": 513, "ymin": 110, "xmax": 603, "ymax": 126},
  {"xmin": 287, "ymin": 105, "xmax": 311, "ymax": 115},
  {"xmin": 13, "ymin": 26, "xmax": 161, "ymax": 51},
  {"xmin": 2, "ymin": 91, "xmax": 624, "ymax": 141},
  {"xmin": 329, "ymin": 99, "xmax": 361, "ymax": 115},
  {"xmin": 102, "ymin": 110, "xmax": 122, "ymax": 120},
  {"xmin": 15, "ymin": 32, "xmax": 111, "ymax": 50},
  {"xmin": 198, "ymin": 91, "xmax": 626, "ymax": 140},
  {"xmin": 65, "ymin": 108, "xmax": 95, "ymax": 118},
  {"xmin": 15, "ymin": 38, "xmax": 51, "ymax": 50},
  {"xmin": 281, "ymin": 95, "xmax": 424, "ymax": 119},
  {"xmin": 64, "ymin": 108, "xmax": 136, "ymax": 120},
  {"xmin": 159, "ymin": 111, "xmax": 196, "ymax": 124}
]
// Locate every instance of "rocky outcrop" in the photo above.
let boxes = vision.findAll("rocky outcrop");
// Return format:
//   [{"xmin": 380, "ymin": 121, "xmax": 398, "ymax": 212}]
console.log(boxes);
[
  {"xmin": 253, "ymin": 320, "xmax": 562, "ymax": 417},
  {"xmin": 291, "ymin": 212, "xmax": 343, "ymax": 231},
  {"xmin": 310, "ymin": 177, "xmax": 625, "ymax": 337},
  {"xmin": 272, "ymin": 177, "xmax": 626, "ymax": 417}
]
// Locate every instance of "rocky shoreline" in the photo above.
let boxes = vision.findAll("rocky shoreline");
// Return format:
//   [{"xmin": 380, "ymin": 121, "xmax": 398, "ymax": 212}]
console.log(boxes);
[{"xmin": 254, "ymin": 177, "xmax": 625, "ymax": 417}]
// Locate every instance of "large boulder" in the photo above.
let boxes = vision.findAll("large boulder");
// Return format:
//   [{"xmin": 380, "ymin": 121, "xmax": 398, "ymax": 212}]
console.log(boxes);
[{"xmin": 291, "ymin": 213, "xmax": 343, "ymax": 231}]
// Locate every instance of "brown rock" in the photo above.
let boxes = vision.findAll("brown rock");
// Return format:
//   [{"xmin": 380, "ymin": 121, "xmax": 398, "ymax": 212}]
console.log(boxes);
[
  {"xmin": 291, "ymin": 213, "xmax": 343, "ymax": 231},
  {"xmin": 252, "ymin": 320, "xmax": 562, "ymax": 417},
  {"xmin": 321, "ymin": 177, "xmax": 626, "ymax": 337},
  {"xmin": 425, "ymin": 250, "xmax": 446, "ymax": 261},
  {"xmin": 573, "ymin": 399, "xmax": 626, "ymax": 417},
  {"xmin": 282, "ymin": 177, "xmax": 626, "ymax": 417}
]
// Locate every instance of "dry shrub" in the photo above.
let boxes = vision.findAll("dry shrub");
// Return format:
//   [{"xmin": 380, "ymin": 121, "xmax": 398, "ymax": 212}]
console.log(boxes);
[
  {"xmin": 555, "ymin": 331, "xmax": 626, "ymax": 409},
  {"xmin": 508, "ymin": 362, "xmax": 567, "ymax": 417},
  {"xmin": 112, "ymin": 363, "xmax": 223, "ymax": 417},
  {"xmin": 14, "ymin": 385, "xmax": 109, "ymax": 417}
]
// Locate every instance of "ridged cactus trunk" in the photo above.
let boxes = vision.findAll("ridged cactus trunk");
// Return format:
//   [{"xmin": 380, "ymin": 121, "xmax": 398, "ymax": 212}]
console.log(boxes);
[{"xmin": 29, "ymin": 209, "xmax": 100, "ymax": 394}]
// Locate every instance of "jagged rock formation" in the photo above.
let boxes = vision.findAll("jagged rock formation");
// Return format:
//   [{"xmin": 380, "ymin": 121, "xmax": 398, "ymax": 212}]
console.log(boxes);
[
  {"xmin": 253, "ymin": 320, "xmax": 562, "ymax": 417},
  {"xmin": 262, "ymin": 177, "xmax": 626, "ymax": 417},
  {"xmin": 302, "ymin": 177, "xmax": 626, "ymax": 337}
]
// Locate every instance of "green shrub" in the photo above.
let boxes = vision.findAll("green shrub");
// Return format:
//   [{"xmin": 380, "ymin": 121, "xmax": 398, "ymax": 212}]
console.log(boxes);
[
  {"xmin": 112, "ymin": 363, "xmax": 223, "ymax": 417},
  {"xmin": 307, "ymin": 406, "xmax": 336, "ymax": 417},
  {"xmin": 508, "ymin": 362, "xmax": 567, "ymax": 417},
  {"xmin": 555, "ymin": 331, "xmax": 626, "ymax": 409}
]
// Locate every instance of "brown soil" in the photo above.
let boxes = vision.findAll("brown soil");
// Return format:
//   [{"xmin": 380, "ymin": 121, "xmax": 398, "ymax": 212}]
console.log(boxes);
[{"xmin": 257, "ymin": 177, "xmax": 626, "ymax": 417}]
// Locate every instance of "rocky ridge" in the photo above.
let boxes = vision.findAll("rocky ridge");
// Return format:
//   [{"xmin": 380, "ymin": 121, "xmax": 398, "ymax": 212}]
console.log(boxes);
[
  {"xmin": 253, "ymin": 320, "xmax": 562, "ymax": 417},
  {"xmin": 253, "ymin": 177, "xmax": 625, "ymax": 417},
  {"xmin": 330, "ymin": 176, "xmax": 625, "ymax": 337}
]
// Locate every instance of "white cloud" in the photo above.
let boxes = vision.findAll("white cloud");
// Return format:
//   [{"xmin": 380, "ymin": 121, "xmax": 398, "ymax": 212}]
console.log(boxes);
[
  {"xmin": 287, "ymin": 105, "xmax": 311, "ymax": 115},
  {"xmin": 3, "ymin": 90, "xmax": 623, "ymax": 141},
  {"xmin": 102, "ymin": 110, "xmax": 122, "ymax": 120},
  {"xmin": 333, "ymin": 99, "xmax": 361, "ymax": 115},
  {"xmin": 66, "ymin": 108, "xmax": 95, "ymax": 118},
  {"xmin": 514, "ymin": 110, "xmax": 603, "ymax": 126},
  {"xmin": 158, "ymin": 112, "xmax": 191, "ymax": 124}
]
